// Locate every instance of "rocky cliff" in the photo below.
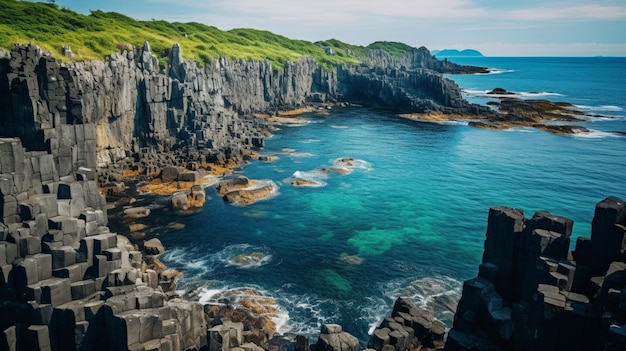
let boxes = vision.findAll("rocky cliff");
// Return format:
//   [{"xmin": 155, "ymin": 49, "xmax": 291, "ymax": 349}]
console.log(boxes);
[
  {"xmin": 0, "ymin": 42, "xmax": 492, "ymax": 351},
  {"xmin": 445, "ymin": 198, "xmax": 626, "ymax": 351},
  {"xmin": 0, "ymin": 43, "xmax": 488, "ymax": 181}
]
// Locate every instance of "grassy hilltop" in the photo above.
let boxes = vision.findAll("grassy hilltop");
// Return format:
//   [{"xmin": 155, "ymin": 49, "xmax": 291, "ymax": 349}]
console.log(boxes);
[{"xmin": 0, "ymin": 0, "xmax": 415, "ymax": 70}]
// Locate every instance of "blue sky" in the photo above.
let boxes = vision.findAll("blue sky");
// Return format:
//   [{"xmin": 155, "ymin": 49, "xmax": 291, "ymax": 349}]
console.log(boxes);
[{"xmin": 36, "ymin": 0, "xmax": 626, "ymax": 56}]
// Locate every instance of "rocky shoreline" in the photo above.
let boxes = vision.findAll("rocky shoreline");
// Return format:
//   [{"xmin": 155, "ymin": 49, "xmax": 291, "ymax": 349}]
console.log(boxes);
[
  {"xmin": 1, "ymin": 41, "xmax": 625, "ymax": 351},
  {"xmin": 400, "ymin": 88, "xmax": 618, "ymax": 135}
]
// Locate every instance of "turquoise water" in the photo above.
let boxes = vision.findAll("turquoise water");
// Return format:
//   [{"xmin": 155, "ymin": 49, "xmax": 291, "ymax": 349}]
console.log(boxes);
[{"xmin": 129, "ymin": 57, "xmax": 626, "ymax": 343}]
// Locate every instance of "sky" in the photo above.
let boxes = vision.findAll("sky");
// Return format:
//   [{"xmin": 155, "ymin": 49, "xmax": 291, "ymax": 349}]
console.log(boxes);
[{"xmin": 36, "ymin": 0, "xmax": 626, "ymax": 56}]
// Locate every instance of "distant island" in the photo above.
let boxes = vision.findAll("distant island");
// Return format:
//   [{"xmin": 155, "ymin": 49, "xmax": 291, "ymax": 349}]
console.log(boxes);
[{"xmin": 432, "ymin": 49, "xmax": 484, "ymax": 57}]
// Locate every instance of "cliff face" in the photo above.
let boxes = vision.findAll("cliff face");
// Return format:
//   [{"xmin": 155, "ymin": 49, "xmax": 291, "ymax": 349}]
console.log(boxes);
[{"xmin": 0, "ymin": 43, "xmax": 486, "ymax": 176}]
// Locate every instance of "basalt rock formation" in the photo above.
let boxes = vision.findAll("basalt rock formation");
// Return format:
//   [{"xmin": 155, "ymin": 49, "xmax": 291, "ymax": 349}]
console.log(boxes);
[
  {"xmin": 445, "ymin": 197, "xmax": 626, "ymax": 351},
  {"xmin": 0, "ymin": 41, "xmax": 487, "ymax": 351},
  {"xmin": 0, "ymin": 42, "xmax": 489, "ymax": 185}
]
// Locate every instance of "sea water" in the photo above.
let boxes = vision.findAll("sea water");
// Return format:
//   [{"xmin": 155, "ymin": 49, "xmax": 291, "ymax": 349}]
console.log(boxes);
[{"xmin": 125, "ymin": 57, "xmax": 626, "ymax": 343}]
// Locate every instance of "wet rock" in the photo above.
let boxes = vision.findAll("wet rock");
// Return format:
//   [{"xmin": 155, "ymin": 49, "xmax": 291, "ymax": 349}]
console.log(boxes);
[
  {"xmin": 288, "ymin": 179, "xmax": 323, "ymax": 187},
  {"xmin": 171, "ymin": 192, "xmax": 190, "ymax": 211},
  {"xmin": 123, "ymin": 207, "xmax": 151, "ymax": 219},
  {"xmin": 222, "ymin": 182, "xmax": 275, "ymax": 205}
]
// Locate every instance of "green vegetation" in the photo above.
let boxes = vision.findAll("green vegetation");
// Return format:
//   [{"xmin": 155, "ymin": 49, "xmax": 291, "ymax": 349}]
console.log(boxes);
[
  {"xmin": 366, "ymin": 41, "xmax": 415, "ymax": 58},
  {"xmin": 0, "ymin": 0, "xmax": 417, "ymax": 70}
]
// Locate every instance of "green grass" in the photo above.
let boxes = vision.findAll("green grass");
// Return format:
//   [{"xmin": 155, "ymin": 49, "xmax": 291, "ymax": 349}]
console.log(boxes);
[{"xmin": 0, "ymin": 0, "xmax": 416, "ymax": 70}]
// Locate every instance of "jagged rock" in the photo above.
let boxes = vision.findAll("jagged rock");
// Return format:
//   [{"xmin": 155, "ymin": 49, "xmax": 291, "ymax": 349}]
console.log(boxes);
[{"xmin": 448, "ymin": 197, "xmax": 626, "ymax": 351}]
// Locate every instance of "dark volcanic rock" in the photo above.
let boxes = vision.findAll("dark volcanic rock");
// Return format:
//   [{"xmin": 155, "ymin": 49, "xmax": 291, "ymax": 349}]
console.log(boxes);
[
  {"xmin": 446, "ymin": 197, "xmax": 626, "ymax": 351},
  {"xmin": 368, "ymin": 296, "xmax": 447, "ymax": 351},
  {"xmin": 0, "ymin": 43, "xmax": 490, "ymax": 184}
]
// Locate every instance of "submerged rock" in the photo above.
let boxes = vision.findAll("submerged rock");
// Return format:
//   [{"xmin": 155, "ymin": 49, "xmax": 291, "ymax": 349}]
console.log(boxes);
[
  {"xmin": 123, "ymin": 206, "xmax": 151, "ymax": 219},
  {"xmin": 287, "ymin": 179, "xmax": 324, "ymax": 187},
  {"xmin": 230, "ymin": 252, "xmax": 267, "ymax": 266},
  {"xmin": 340, "ymin": 253, "xmax": 363, "ymax": 265}
]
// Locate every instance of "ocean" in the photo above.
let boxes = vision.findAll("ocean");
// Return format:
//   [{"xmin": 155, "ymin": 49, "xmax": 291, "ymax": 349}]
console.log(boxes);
[{"xmin": 117, "ymin": 57, "xmax": 626, "ymax": 344}]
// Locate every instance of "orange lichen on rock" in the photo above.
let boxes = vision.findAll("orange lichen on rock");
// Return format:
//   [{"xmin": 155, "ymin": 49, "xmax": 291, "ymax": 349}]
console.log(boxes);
[
  {"xmin": 122, "ymin": 168, "xmax": 143, "ymax": 178},
  {"xmin": 277, "ymin": 106, "xmax": 315, "ymax": 116},
  {"xmin": 144, "ymin": 256, "xmax": 167, "ymax": 274},
  {"xmin": 128, "ymin": 223, "xmax": 146, "ymax": 232},
  {"xmin": 139, "ymin": 179, "xmax": 197, "ymax": 195}
]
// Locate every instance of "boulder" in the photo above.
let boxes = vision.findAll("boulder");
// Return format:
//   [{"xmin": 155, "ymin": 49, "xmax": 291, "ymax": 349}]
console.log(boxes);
[
  {"xmin": 222, "ymin": 182, "xmax": 275, "ymax": 205},
  {"xmin": 123, "ymin": 207, "xmax": 151, "ymax": 219},
  {"xmin": 217, "ymin": 177, "xmax": 251, "ymax": 196},
  {"xmin": 144, "ymin": 238, "xmax": 165, "ymax": 255},
  {"xmin": 316, "ymin": 324, "xmax": 358, "ymax": 351},
  {"xmin": 161, "ymin": 166, "xmax": 180, "ymax": 183},
  {"xmin": 171, "ymin": 192, "xmax": 190, "ymax": 211}
]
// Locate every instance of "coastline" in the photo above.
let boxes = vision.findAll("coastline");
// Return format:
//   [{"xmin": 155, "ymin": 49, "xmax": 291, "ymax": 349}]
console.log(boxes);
[{"xmin": 1, "ymin": 40, "xmax": 625, "ymax": 351}]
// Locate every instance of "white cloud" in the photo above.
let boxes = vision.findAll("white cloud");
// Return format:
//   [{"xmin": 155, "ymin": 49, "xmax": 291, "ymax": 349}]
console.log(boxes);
[
  {"xmin": 57, "ymin": 0, "xmax": 626, "ymax": 55},
  {"xmin": 151, "ymin": 0, "xmax": 626, "ymax": 23},
  {"xmin": 504, "ymin": 5, "xmax": 626, "ymax": 21}
]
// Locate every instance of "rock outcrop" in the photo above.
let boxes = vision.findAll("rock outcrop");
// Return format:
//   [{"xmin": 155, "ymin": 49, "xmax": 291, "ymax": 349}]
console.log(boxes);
[
  {"xmin": 367, "ymin": 297, "xmax": 446, "ymax": 351},
  {"xmin": 0, "ymin": 136, "xmax": 207, "ymax": 351},
  {"xmin": 317, "ymin": 324, "xmax": 359, "ymax": 351},
  {"xmin": 445, "ymin": 197, "xmax": 626, "ymax": 351}
]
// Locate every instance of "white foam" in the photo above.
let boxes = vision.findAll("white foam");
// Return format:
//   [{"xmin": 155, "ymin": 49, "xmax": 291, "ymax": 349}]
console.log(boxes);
[
  {"xmin": 161, "ymin": 247, "xmax": 213, "ymax": 277},
  {"xmin": 275, "ymin": 292, "xmax": 340, "ymax": 337},
  {"xmin": 463, "ymin": 89, "xmax": 562, "ymax": 98},
  {"xmin": 293, "ymin": 170, "xmax": 329, "ymax": 180},
  {"xmin": 216, "ymin": 243, "xmax": 274, "ymax": 269},
  {"xmin": 330, "ymin": 125, "xmax": 349, "ymax": 129},
  {"xmin": 358, "ymin": 296, "xmax": 393, "ymax": 335},
  {"xmin": 574, "ymin": 104, "xmax": 624, "ymax": 112},
  {"xmin": 378, "ymin": 276, "xmax": 463, "ymax": 328},
  {"xmin": 202, "ymin": 175, "xmax": 221, "ymax": 188},
  {"xmin": 292, "ymin": 152, "xmax": 316, "ymax": 158},
  {"xmin": 282, "ymin": 121, "xmax": 312, "ymax": 127},
  {"xmin": 301, "ymin": 139, "xmax": 322, "ymax": 143},
  {"xmin": 332, "ymin": 158, "xmax": 373, "ymax": 171},
  {"xmin": 227, "ymin": 254, "xmax": 273, "ymax": 269},
  {"xmin": 197, "ymin": 285, "xmax": 293, "ymax": 335},
  {"xmin": 482, "ymin": 68, "xmax": 515, "ymax": 75},
  {"xmin": 430, "ymin": 120, "xmax": 470, "ymax": 126},
  {"xmin": 503, "ymin": 127, "xmax": 538, "ymax": 133},
  {"xmin": 572, "ymin": 129, "xmax": 620, "ymax": 139},
  {"xmin": 284, "ymin": 175, "xmax": 328, "ymax": 188},
  {"xmin": 198, "ymin": 287, "xmax": 229, "ymax": 304},
  {"xmin": 518, "ymin": 91, "xmax": 563, "ymax": 97}
]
